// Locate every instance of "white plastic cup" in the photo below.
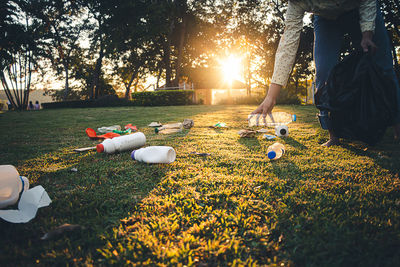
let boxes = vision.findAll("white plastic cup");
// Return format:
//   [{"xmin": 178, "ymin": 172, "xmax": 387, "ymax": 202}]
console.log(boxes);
[{"xmin": 0, "ymin": 165, "xmax": 29, "ymax": 208}]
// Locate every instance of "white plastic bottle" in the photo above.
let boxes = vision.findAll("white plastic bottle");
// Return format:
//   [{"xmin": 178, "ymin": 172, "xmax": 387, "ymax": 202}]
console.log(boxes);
[
  {"xmin": 267, "ymin": 142, "xmax": 285, "ymax": 160},
  {"xmin": 0, "ymin": 165, "xmax": 29, "ymax": 208},
  {"xmin": 275, "ymin": 125, "xmax": 289, "ymax": 137},
  {"xmin": 96, "ymin": 132, "xmax": 146, "ymax": 154},
  {"xmin": 248, "ymin": 112, "xmax": 296, "ymax": 127},
  {"xmin": 131, "ymin": 146, "xmax": 176, "ymax": 164}
]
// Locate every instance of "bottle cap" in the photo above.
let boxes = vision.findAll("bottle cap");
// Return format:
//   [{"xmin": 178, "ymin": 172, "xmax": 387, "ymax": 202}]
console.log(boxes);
[
  {"xmin": 292, "ymin": 114, "xmax": 297, "ymax": 122},
  {"xmin": 96, "ymin": 144, "xmax": 104, "ymax": 153},
  {"xmin": 130, "ymin": 150, "xmax": 136, "ymax": 160},
  {"xmin": 155, "ymin": 128, "xmax": 160, "ymax": 133},
  {"xmin": 267, "ymin": 151, "xmax": 276, "ymax": 159},
  {"xmin": 20, "ymin": 176, "xmax": 30, "ymax": 193},
  {"xmin": 280, "ymin": 128, "xmax": 287, "ymax": 135}
]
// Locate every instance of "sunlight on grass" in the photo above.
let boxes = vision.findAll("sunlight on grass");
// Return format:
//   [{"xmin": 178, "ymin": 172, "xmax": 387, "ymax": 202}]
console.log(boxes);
[{"xmin": 1, "ymin": 105, "xmax": 400, "ymax": 266}]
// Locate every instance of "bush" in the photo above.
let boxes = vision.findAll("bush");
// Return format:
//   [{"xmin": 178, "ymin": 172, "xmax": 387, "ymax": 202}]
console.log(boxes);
[
  {"xmin": 131, "ymin": 90, "xmax": 194, "ymax": 106},
  {"xmin": 41, "ymin": 90, "xmax": 194, "ymax": 109},
  {"xmin": 275, "ymin": 87, "xmax": 301, "ymax": 105},
  {"xmin": 215, "ymin": 88, "xmax": 300, "ymax": 106}
]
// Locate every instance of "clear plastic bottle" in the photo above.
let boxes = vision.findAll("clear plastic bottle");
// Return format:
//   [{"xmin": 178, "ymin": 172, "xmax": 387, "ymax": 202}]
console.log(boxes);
[
  {"xmin": 131, "ymin": 146, "xmax": 176, "ymax": 164},
  {"xmin": 96, "ymin": 132, "xmax": 146, "ymax": 154},
  {"xmin": 0, "ymin": 165, "xmax": 29, "ymax": 208},
  {"xmin": 248, "ymin": 112, "xmax": 296, "ymax": 127},
  {"xmin": 267, "ymin": 142, "xmax": 285, "ymax": 160},
  {"xmin": 97, "ymin": 125, "xmax": 122, "ymax": 134},
  {"xmin": 155, "ymin": 123, "xmax": 183, "ymax": 133},
  {"xmin": 275, "ymin": 125, "xmax": 289, "ymax": 137}
]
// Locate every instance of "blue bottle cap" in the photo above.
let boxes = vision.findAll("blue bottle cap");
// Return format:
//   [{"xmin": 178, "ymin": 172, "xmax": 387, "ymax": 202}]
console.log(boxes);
[
  {"xmin": 267, "ymin": 151, "xmax": 276, "ymax": 159},
  {"xmin": 130, "ymin": 150, "xmax": 136, "ymax": 160},
  {"xmin": 292, "ymin": 114, "xmax": 296, "ymax": 122}
]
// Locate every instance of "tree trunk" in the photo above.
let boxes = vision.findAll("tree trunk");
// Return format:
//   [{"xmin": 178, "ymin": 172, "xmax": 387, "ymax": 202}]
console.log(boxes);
[
  {"xmin": 164, "ymin": 21, "xmax": 175, "ymax": 88},
  {"xmin": 62, "ymin": 61, "xmax": 69, "ymax": 101},
  {"xmin": 125, "ymin": 69, "xmax": 139, "ymax": 99},
  {"xmin": 92, "ymin": 47, "xmax": 104, "ymax": 99},
  {"xmin": 174, "ymin": 15, "xmax": 187, "ymax": 86}
]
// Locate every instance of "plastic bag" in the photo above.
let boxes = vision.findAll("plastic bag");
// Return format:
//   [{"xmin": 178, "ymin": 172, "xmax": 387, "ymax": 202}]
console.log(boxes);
[{"xmin": 315, "ymin": 51, "xmax": 398, "ymax": 145}]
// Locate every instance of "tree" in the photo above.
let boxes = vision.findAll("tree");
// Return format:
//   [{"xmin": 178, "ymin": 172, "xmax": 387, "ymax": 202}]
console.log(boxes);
[
  {"xmin": 0, "ymin": 0, "xmax": 38, "ymax": 110},
  {"xmin": 26, "ymin": 0, "xmax": 89, "ymax": 100}
]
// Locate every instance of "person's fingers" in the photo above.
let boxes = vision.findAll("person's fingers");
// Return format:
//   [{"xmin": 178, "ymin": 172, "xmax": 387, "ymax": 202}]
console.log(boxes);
[{"xmin": 256, "ymin": 113, "xmax": 261, "ymax": 126}]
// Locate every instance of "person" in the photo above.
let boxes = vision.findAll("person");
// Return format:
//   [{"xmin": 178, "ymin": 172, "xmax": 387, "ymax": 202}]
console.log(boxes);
[
  {"xmin": 7, "ymin": 100, "xmax": 12, "ymax": 111},
  {"xmin": 34, "ymin": 101, "xmax": 40, "ymax": 110},
  {"xmin": 251, "ymin": 0, "xmax": 400, "ymax": 146},
  {"xmin": 28, "ymin": 101, "xmax": 34, "ymax": 110}
]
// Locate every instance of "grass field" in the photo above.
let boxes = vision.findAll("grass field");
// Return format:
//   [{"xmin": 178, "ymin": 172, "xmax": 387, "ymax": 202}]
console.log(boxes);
[{"xmin": 1, "ymin": 105, "xmax": 400, "ymax": 266}]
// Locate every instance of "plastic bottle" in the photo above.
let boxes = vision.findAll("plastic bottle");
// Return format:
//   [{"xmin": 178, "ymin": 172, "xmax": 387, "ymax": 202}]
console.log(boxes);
[
  {"xmin": 275, "ymin": 125, "xmax": 289, "ymax": 137},
  {"xmin": 155, "ymin": 123, "xmax": 183, "ymax": 133},
  {"xmin": 248, "ymin": 112, "xmax": 296, "ymax": 127},
  {"xmin": 0, "ymin": 165, "xmax": 29, "ymax": 208},
  {"xmin": 131, "ymin": 146, "xmax": 176, "ymax": 164},
  {"xmin": 267, "ymin": 142, "xmax": 285, "ymax": 160},
  {"xmin": 96, "ymin": 132, "xmax": 146, "ymax": 154},
  {"xmin": 97, "ymin": 125, "xmax": 122, "ymax": 134}
]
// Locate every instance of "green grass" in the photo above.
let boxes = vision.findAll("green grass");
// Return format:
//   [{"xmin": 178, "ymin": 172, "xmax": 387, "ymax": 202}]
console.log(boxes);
[{"xmin": 1, "ymin": 105, "xmax": 399, "ymax": 266}]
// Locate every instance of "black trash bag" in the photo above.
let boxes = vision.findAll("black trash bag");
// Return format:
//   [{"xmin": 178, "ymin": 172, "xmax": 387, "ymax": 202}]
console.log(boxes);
[{"xmin": 315, "ymin": 51, "xmax": 398, "ymax": 145}]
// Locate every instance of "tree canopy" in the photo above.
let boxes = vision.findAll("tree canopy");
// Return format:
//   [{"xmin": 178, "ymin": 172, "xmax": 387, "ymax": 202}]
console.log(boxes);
[{"xmin": 1, "ymin": 0, "xmax": 399, "ymax": 103}]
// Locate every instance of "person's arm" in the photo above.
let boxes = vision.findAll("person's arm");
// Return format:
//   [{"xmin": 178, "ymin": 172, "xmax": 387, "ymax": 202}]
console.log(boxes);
[
  {"xmin": 251, "ymin": 1, "xmax": 305, "ymax": 117},
  {"xmin": 359, "ymin": 0, "xmax": 377, "ymax": 52}
]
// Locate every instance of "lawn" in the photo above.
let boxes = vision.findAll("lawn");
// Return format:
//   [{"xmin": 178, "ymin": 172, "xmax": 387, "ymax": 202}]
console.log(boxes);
[{"xmin": 1, "ymin": 105, "xmax": 400, "ymax": 266}]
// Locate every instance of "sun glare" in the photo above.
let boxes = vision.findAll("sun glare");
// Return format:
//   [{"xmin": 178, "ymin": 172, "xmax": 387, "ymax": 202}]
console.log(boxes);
[{"xmin": 220, "ymin": 55, "xmax": 242, "ymax": 83}]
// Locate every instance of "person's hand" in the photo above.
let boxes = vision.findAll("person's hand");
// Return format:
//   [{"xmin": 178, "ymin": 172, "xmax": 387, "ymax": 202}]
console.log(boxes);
[
  {"xmin": 249, "ymin": 83, "xmax": 281, "ymax": 125},
  {"xmin": 361, "ymin": 31, "xmax": 377, "ymax": 53}
]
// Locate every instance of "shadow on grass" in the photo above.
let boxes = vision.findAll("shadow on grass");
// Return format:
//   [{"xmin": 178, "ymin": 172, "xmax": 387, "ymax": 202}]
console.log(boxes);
[
  {"xmin": 284, "ymin": 136, "xmax": 308, "ymax": 150},
  {"xmin": 270, "ymin": 160, "xmax": 303, "ymax": 180},
  {"xmin": 237, "ymin": 137, "xmax": 261, "ymax": 152},
  {"xmin": 340, "ymin": 138, "xmax": 400, "ymax": 174},
  {"xmin": 0, "ymin": 151, "xmax": 168, "ymax": 266}
]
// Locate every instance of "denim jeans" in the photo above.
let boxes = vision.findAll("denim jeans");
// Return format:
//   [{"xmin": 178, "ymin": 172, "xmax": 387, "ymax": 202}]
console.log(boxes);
[{"xmin": 313, "ymin": 3, "xmax": 400, "ymax": 123}]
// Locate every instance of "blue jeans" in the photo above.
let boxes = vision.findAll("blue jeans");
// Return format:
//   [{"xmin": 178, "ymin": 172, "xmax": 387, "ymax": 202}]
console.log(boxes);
[{"xmin": 314, "ymin": 4, "xmax": 400, "ymax": 123}]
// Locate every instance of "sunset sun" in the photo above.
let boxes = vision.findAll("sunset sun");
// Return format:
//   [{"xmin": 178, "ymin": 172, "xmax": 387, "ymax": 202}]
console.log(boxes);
[{"xmin": 220, "ymin": 55, "xmax": 242, "ymax": 83}]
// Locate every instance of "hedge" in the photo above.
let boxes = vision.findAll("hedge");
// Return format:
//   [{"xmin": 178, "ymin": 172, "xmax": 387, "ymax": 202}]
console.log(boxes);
[
  {"xmin": 41, "ymin": 90, "xmax": 194, "ymax": 109},
  {"xmin": 131, "ymin": 90, "xmax": 194, "ymax": 106}
]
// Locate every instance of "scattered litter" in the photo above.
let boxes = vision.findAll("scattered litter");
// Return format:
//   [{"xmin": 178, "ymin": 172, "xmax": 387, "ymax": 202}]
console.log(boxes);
[
  {"xmin": 73, "ymin": 146, "xmax": 96, "ymax": 152},
  {"xmin": 156, "ymin": 128, "xmax": 183, "ymax": 134},
  {"xmin": 112, "ymin": 128, "xmax": 132, "ymax": 135},
  {"xmin": 0, "ymin": 165, "xmax": 52, "ymax": 223},
  {"xmin": 263, "ymin": 134, "xmax": 277, "ymax": 140},
  {"xmin": 190, "ymin": 152, "xmax": 211, "ymax": 157},
  {"xmin": 41, "ymin": 224, "xmax": 84, "ymax": 241},
  {"xmin": 275, "ymin": 125, "xmax": 289, "ymax": 137},
  {"xmin": 148, "ymin": 122, "xmax": 162, "ymax": 127},
  {"xmin": 248, "ymin": 112, "xmax": 296, "ymax": 127},
  {"xmin": 256, "ymin": 128, "xmax": 269, "ymax": 133},
  {"xmin": 97, "ymin": 125, "xmax": 121, "ymax": 134},
  {"xmin": 183, "ymin": 119, "xmax": 194, "ymax": 129},
  {"xmin": 124, "ymin": 124, "xmax": 138, "ymax": 132},
  {"xmin": 97, "ymin": 132, "xmax": 146, "ymax": 154},
  {"xmin": 238, "ymin": 129, "xmax": 257, "ymax": 138},
  {"xmin": 155, "ymin": 123, "xmax": 183, "ymax": 134},
  {"xmin": 70, "ymin": 168, "xmax": 78, "ymax": 172},
  {"xmin": 254, "ymin": 185, "xmax": 262, "ymax": 190},
  {"xmin": 131, "ymin": 146, "xmax": 176, "ymax": 164},
  {"xmin": 209, "ymin": 122, "xmax": 227, "ymax": 128},
  {"xmin": 86, "ymin": 128, "xmax": 120, "ymax": 140},
  {"xmin": 267, "ymin": 142, "xmax": 285, "ymax": 160}
]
